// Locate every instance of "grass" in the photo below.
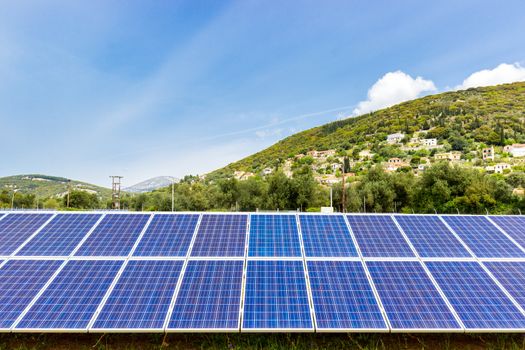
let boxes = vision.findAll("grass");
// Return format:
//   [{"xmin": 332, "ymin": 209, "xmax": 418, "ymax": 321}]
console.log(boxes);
[{"xmin": 1, "ymin": 333, "xmax": 525, "ymax": 350}]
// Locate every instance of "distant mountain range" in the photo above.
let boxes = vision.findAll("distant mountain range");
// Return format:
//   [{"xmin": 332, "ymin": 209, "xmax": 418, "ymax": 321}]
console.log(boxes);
[{"xmin": 123, "ymin": 176, "xmax": 179, "ymax": 193}]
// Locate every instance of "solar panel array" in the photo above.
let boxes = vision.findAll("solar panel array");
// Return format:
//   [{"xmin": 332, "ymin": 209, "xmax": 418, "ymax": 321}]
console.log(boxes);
[{"xmin": 1, "ymin": 211, "xmax": 525, "ymax": 333}]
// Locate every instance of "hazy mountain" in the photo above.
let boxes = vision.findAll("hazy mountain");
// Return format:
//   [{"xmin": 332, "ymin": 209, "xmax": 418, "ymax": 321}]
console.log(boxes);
[{"xmin": 124, "ymin": 176, "xmax": 179, "ymax": 193}]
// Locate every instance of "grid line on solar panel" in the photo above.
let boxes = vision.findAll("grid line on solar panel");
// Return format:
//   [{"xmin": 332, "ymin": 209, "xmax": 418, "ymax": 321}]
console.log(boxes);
[
  {"xmin": 242, "ymin": 260, "xmax": 313, "ymax": 330},
  {"xmin": 442, "ymin": 216, "xmax": 525, "ymax": 258},
  {"xmin": 488, "ymin": 216, "xmax": 525, "ymax": 251},
  {"xmin": 347, "ymin": 216, "xmax": 414, "ymax": 257},
  {"xmin": 91, "ymin": 260, "xmax": 183, "ymax": 330},
  {"xmin": 168, "ymin": 260, "xmax": 244, "ymax": 330},
  {"xmin": 394, "ymin": 216, "xmax": 470, "ymax": 258},
  {"xmin": 248, "ymin": 215, "xmax": 302, "ymax": 257},
  {"xmin": 299, "ymin": 215, "xmax": 358, "ymax": 257},
  {"xmin": 426, "ymin": 261, "xmax": 525, "ymax": 329},
  {"xmin": 16, "ymin": 214, "xmax": 102, "ymax": 257},
  {"xmin": 75, "ymin": 214, "xmax": 151, "ymax": 257},
  {"xmin": 0, "ymin": 214, "xmax": 54, "ymax": 256},
  {"xmin": 133, "ymin": 214, "xmax": 199, "ymax": 257},
  {"xmin": 367, "ymin": 261, "xmax": 461, "ymax": 330},
  {"xmin": 307, "ymin": 261, "xmax": 387, "ymax": 330},
  {"xmin": 0, "ymin": 260, "xmax": 63, "ymax": 329},
  {"xmin": 191, "ymin": 215, "xmax": 248, "ymax": 257},
  {"xmin": 15, "ymin": 260, "xmax": 123, "ymax": 330},
  {"xmin": 484, "ymin": 262, "xmax": 525, "ymax": 309}
]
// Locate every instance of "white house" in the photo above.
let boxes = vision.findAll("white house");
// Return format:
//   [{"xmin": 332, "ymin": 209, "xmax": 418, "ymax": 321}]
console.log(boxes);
[
  {"xmin": 387, "ymin": 133, "xmax": 405, "ymax": 144},
  {"xmin": 504, "ymin": 144, "xmax": 525, "ymax": 158},
  {"xmin": 482, "ymin": 146, "xmax": 495, "ymax": 161},
  {"xmin": 486, "ymin": 163, "xmax": 511, "ymax": 174},
  {"xmin": 422, "ymin": 138, "xmax": 437, "ymax": 147}
]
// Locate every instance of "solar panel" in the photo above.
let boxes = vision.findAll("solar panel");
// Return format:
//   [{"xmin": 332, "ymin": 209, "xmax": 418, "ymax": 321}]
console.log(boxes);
[
  {"xmin": 307, "ymin": 261, "xmax": 387, "ymax": 330},
  {"xmin": 243, "ymin": 260, "xmax": 312, "ymax": 330},
  {"xmin": 367, "ymin": 261, "xmax": 461, "ymax": 330},
  {"xmin": 168, "ymin": 260, "xmax": 244, "ymax": 330},
  {"xmin": 489, "ymin": 216, "xmax": 525, "ymax": 249},
  {"xmin": 426, "ymin": 261, "xmax": 525, "ymax": 330},
  {"xmin": 92, "ymin": 260, "xmax": 183, "ymax": 330},
  {"xmin": 442, "ymin": 216, "xmax": 525, "ymax": 258},
  {"xmin": 347, "ymin": 216, "xmax": 414, "ymax": 257},
  {"xmin": 17, "ymin": 214, "xmax": 101, "ymax": 256},
  {"xmin": 16, "ymin": 260, "xmax": 122, "ymax": 330},
  {"xmin": 75, "ymin": 214, "xmax": 150, "ymax": 257},
  {"xmin": 0, "ymin": 260, "xmax": 62, "ymax": 329},
  {"xmin": 191, "ymin": 215, "xmax": 247, "ymax": 257},
  {"xmin": 485, "ymin": 262, "xmax": 525, "ymax": 308},
  {"xmin": 0, "ymin": 214, "xmax": 53, "ymax": 255},
  {"xmin": 395, "ymin": 216, "xmax": 470, "ymax": 258},
  {"xmin": 248, "ymin": 215, "xmax": 302, "ymax": 257},
  {"xmin": 133, "ymin": 214, "xmax": 199, "ymax": 257},
  {"xmin": 300, "ymin": 215, "xmax": 358, "ymax": 257}
]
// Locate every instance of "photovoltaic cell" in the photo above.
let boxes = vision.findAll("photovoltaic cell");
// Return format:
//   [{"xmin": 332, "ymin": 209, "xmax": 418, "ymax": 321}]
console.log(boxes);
[
  {"xmin": 16, "ymin": 260, "xmax": 122, "ymax": 330},
  {"xmin": 191, "ymin": 215, "xmax": 247, "ymax": 257},
  {"xmin": 300, "ymin": 215, "xmax": 358, "ymax": 257},
  {"xmin": 442, "ymin": 216, "xmax": 525, "ymax": 258},
  {"xmin": 489, "ymin": 216, "xmax": 525, "ymax": 249},
  {"xmin": 17, "ymin": 214, "xmax": 101, "ymax": 256},
  {"xmin": 367, "ymin": 261, "xmax": 460, "ymax": 330},
  {"xmin": 92, "ymin": 260, "xmax": 183, "ymax": 330},
  {"xmin": 0, "ymin": 214, "xmax": 52, "ymax": 255},
  {"xmin": 75, "ymin": 214, "xmax": 150, "ymax": 257},
  {"xmin": 394, "ymin": 216, "xmax": 470, "ymax": 258},
  {"xmin": 243, "ymin": 260, "xmax": 312, "ymax": 330},
  {"xmin": 485, "ymin": 262, "xmax": 525, "ymax": 308},
  {"xmin": 0, "ymin": 260, "xmax": 62, "ymax": 329},
  {"xmin": 307, "ymin": 261, "xmax": 386, "ymax": 330},
  {"xmin": 169, "ymin": 260, "xmax": 244, "ymax": 330},
  {"xmin": 133, "ymin": 214, "xmax": 199, "ymax": 257},
  {"xmin": 347, "ymin": 216, "xmax": 414, "ymax": 257},
  {"xmin": 248, "ymin": 215, "xmax": 301, "ymax": 257},
  {"xmin": 426, "ymin": 261, "xmax": 525, "ymax": 329}
]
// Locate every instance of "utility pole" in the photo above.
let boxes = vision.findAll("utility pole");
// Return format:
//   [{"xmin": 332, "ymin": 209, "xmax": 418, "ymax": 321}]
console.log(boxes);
[
  {"xmin": 110, "ymin": 176, "xmax": 123, "ymax": 210},
  {"xmin": 341, "ymin": 173, "xmax": 346, "ymax": 213},
  {"xmin": 329, "ymin": 187, "xmax": 333, "ymax": 209},
  {"xmin": 11, "ymin": 187, "xmax": 17, "ymax": 210},
  {"xmin": 67, "ymin": 179, "xmax": 71, "ymax": 208},
  {"xmin": 171, "ymin": 177, "xmax": 175, "ymax": 212}
]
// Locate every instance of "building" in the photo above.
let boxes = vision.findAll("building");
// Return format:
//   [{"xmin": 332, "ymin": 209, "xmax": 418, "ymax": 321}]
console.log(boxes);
[
  {"xmin": 385, "ymin": 158, "xmax": 408, "ymax": 172},
  {"xmin": 482, "ymin": 146, "xmax": 495, "ymax": 161},
  {"xmin": 358, "ymin": 150, "xmax": 375, "ymax": 160},
  {"xmin": 504, "ymin": 144, "xmax": 525, "ymax": 158},
  {"xmin": 233, "ymin": 171, "xmax": 255, "ymax": 181},
  {"xmin": 435, "ymin": 151, "xmax": 461, "ymax": 161},
  {"xmin": 307, "ymin": 149, "xmax": 336, "ymax": 159},
  {"xmin": 387, "ymin": 133, "xmax": 405, "ymax": 144},
  {"xmin": 486, "ymin": 163, "xmax": 511, "ymax": 174},
  {"xmin": 422, "ymin": 138, "xmax": 437, "ymax": 147}
]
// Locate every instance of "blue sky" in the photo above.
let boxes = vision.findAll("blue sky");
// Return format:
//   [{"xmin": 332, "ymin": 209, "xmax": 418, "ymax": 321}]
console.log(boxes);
[{"xmin": 1, "ymin": 1, "xmax": 525, "ymax": 187}]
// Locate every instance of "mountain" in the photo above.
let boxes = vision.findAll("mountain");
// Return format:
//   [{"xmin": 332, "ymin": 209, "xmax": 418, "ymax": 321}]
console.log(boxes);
[
  {"xmin": 124, "ymin": 176, "xmax": 178, "ymax": 193},
  {"xmin": 0, "ymin": 174, "xmax": 112, "ymax": 199},
  {"xmin": 209, "ymin": 82, "xmax": 525, "ymax": 178}
]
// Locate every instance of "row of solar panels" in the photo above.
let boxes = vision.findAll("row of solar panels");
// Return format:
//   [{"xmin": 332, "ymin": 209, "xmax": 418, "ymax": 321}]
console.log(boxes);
[
  {"xmin": 0, "ymin": 212, "xmax": 525, "ymax": 333},
  {"xmin": 1, "ymin": 212, "xmax": 525, "ymax": 258}
]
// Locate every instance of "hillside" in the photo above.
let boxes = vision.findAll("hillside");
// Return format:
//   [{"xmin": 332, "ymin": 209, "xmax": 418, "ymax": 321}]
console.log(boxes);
[
  {"xmin": 0, "ymin": 174, "xmax": 112, "ymax": 199},
  {"xmin": 124, "ymin": 176, "xmax": 178, "ymax": 193},
  {"xmin": 209, "ymin": 82, "xmax": 525, "ymax": 178}
]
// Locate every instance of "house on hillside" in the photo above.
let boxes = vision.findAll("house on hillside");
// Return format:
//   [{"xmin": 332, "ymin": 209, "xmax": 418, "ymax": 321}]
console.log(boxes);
[
  {"xmin": 359, "ymin": 150, "xmax": 375, "ymax": 160},
  {"xmin": 385, "ymin": 158, "xmax": 408, "ymax": 172},
  {"xmin": 504, "ymin": 144, "xmax": 525, "ymax": 158},
  {"xmin": 482, "ymin": 146, "xmax": 495, "ymax": 161},
  {"xmin": 486, "ymin": 163, "xmax": 511, "ymax": 174},
  {"xmin": 387, "ymin": 133, "xmax": 405, "ymax": 144},
  {"xmin": 422, "ymin": 138, "xmax": 437, "ymax": 147},
  {"xmin": 233, "ymin": 171, "xmax": 255, "ymax": 181},
  {"xmin": 307, "ymin": 149, "xmax": 336, "ymax": 159},
  {"xmin": 435, "ymin": 151, "xmax": 461, "ymax": 162}
]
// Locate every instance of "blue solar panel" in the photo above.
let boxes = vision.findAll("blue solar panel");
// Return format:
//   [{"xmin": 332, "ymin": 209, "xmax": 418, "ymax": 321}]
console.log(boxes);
[
  {"xmin": 17, "ymin": 214, "xmax": 101, "ymax": 256},
  {"xmin": 92, "ymin": 260, "xmax": 183, "ymax": 330},
  {"xmin": 367, "ymin": 261, "xmax": 460, "ymax": 330},
  {"xmin": 169, "ymin": 260, "xmax": 244, "ymax": 330},
  {"xmin": 0, "ymin": 214, "xmax": 53, "ymax": 255},
  {"xmin": 248, "ymin": 215, "xmax": 302, "ymax": 257},
  {"xmin": 191, "ymin": 215, "xmax": 247, "ymax": 257},
  {"xmin": 300, "ymin": 215, "xmax": 358, "ymax": 257},
  {"xmin": 426, "ymin": 261, "xmax": 525, "ymax": 329},
  {"xmin": 443, "ymin": 216, "xmax": 525, "ymax": 258},
  {"xmin": 75, "ymin": 214, "xmax": 150, "ymax": 257},
  {"xmin": 0, "ymin": 260, "xmax": 62, "ymax": 329},
  {"xmin": 16, "ymin": 260, "xmax": 122, "ymax": 330},
  {"xmin": 485, "ymin": 262, "xmax": 525, "ymax": 308},
  {"xmin": 307, "ymin": 261, "xmax": 386, "ymax": 330},
  {"xmin": 133, "ymin": 214, "xmax": 199, "ymax": 257},
  {"xmin": 243, "ymin": 260, "xmax": 312, "ymax": 330},
  {"xmin": 489, "ymin": 216, "xmax": 525, "ymax": 250},
  {"xmin": 395, "ymin": 216, "xmax": 470, "ymax": 258},
  {"xmin": 347, "ymin": 216, "xmax": 414, "ymax": 257}
]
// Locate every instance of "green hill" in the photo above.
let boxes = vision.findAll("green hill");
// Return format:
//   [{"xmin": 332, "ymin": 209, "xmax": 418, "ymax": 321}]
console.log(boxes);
[
  {"xmin": 210, "ymin": 82, "xmax": 525, "ymax": 178},
  {"xmin": 0, "ymin": 174, "xmax": 112, "ymax": 200}
]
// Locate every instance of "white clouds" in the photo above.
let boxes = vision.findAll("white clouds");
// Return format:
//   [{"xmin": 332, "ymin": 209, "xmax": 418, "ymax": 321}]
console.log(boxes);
[
  {"xmin": 352, "ymin": 71, "xmax": 436, "ymax": 116},
  {"xmin": 456, "ymin": 63, "xmax": 525, "ymax": 90}
]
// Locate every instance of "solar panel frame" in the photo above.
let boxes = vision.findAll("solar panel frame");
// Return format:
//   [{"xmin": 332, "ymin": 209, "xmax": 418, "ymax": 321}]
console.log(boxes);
[
  {"xmin": 0, "ymin": 213, "xmax": 55, "ymax": 256},
  {"xmin": 442, "ymin": 216, "xmax": 525, "ymax": 258},
  {"xmin": 299, "ymin": 215, "xmax": 358, "ymax": 257},
  {"xmin": 484, "ymin": 262, "xmax": 525, "ymax": 310},
  {"xmin": 488, "ymin": 216, "xmax": 525, "ymax": 252},
  {"xmin": 191, "ymin": 214, "xmax": 248, "ymax": 257}
]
